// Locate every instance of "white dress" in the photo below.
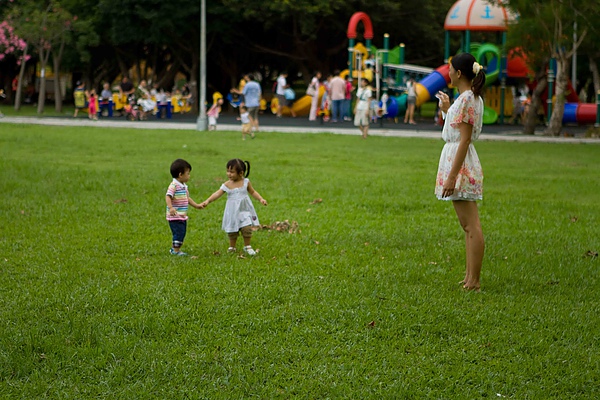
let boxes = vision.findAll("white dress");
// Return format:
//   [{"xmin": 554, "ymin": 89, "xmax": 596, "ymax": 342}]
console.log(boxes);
[
  {"xmin": 435, "ymin": 90, "xmax": 484, "ymax": 201},
  {"xmin": 309, "ymin": 77, "xmax": 320, "ymax": 121},
  {"xmin": 221, "ymin": 178, "xmax": 260, "ymax": 233}
]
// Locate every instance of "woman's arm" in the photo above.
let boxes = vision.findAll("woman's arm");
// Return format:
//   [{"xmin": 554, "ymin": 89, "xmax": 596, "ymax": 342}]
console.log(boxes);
[{"xmin": 442, "ymin": 122, "xmax": 472, "ymax": 198}]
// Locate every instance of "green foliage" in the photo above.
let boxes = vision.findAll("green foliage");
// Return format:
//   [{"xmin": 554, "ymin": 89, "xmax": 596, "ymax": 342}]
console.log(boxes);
[{"xmin": 0, "ymin": 124, "xmax": 599, "ymax": 397}]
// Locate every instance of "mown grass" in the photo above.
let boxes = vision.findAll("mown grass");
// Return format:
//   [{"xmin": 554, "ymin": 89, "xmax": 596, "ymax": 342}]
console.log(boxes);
[{"xmin": 0, "ymin": 124, "xmax": 599, "ymax": 398}]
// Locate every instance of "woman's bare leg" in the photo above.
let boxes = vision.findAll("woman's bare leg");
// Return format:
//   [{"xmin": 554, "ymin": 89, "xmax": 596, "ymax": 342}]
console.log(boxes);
[{"xmin": 453, "ymin": 200, "xmax": 484, "ymax": 290}]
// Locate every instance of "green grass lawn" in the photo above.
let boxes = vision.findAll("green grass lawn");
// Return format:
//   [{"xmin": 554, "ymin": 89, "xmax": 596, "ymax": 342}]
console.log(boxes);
[
  {"xmin": 0, "ymin": 124, "xmax": 599, "ymax": 398},
  {"xmin": 0, "ymin": 103, "xmax": 78, "ymax": 118}
]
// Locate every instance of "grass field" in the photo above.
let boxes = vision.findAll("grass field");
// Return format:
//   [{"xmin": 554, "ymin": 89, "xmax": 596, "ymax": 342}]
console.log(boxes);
[{"xmin": 0, "ymin": 124, "xmax": 599, "ymax": 398}]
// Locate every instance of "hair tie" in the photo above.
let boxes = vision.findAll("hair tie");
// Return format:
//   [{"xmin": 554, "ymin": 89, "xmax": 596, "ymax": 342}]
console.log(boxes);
[{"xmin": 473, "ymin": 62, "xmax": 483, "ymax": 75}]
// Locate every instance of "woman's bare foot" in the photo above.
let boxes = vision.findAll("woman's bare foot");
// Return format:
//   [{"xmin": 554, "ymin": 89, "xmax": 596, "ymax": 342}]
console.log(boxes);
[{"xmin": 462, "ymin": 283, "xmax": 480, "ymax": 292}]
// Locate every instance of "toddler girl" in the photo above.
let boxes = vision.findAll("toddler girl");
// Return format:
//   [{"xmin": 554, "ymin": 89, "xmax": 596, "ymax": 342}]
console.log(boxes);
[
  {"xmin": 87, "ymin": 89, "xmax": 98, "ymax": 121},
  {"xmin": 207, "ymin": 98, "xmax": 224, "ymax": 131},
  {"xmin": 238, "ymin": 106, "xmax": 254, "ymax": 140},
  {"xmin": 200, "ymin": 159, "xmax": 267, "ymax": 255}
]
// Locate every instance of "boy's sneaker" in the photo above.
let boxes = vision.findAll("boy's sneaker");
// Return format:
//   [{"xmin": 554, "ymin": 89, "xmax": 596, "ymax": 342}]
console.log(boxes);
[
  {"xmin": 170, "ymin": 248, "xmax": 188, "ymax": 256},
  {"xmin": 243, "ymin": 246, "xmax": 256, "ymax": 256}
]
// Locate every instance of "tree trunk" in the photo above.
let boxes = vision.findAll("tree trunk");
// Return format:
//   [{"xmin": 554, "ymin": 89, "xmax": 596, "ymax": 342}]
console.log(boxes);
[
  {"xmin": 546, "ymin": 57, "xmax": 569, "ymax": 136},
  {"xmin": 524, "ymin": 75, "xmax": 547, "ymax": 135},
  {"xmin": 37, "ymin": 46, "xmax": 53, "ymax": 114},
  {"xmin": 590, "ymin": 56, "xmax": 600, "ymax": 97},
  {"xmin": 158, "ymin": 59, "xmax": 182, "ymax": 90},
  {"xmin": 53, "ymin": 38, "xmax": 66, "ymax": 113},
  {"xmin": 4, "ymin": 74, "xmax": 13, "ymax": 103},
  {"xmin": 14, "ymin": 44, "xmax": 28, "ymax": 111}
]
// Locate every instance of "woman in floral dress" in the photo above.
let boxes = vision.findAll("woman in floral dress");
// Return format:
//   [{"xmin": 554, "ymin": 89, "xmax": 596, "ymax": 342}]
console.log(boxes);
[{"xmin": 435, "ymin": 53, "xmax": 486, "ymax": 291}]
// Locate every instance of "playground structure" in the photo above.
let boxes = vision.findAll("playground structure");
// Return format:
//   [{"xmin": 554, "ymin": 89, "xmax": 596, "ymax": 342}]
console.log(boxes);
[
  {"xmin": 222, "ymin": 0, "xmax": 599, "ymax": 125},
  {"xmin": 343, "ymin": 3, "xmax": 522, "ymax": 124},
  {"xmin": 344, "ymin": 0, "xmax": 599, "ymax": 125}
]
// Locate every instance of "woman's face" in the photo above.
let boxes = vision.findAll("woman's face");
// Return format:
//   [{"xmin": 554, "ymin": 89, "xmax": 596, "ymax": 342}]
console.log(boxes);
[{"xmin": 449, "ymin": 63, "xmax": 460, "ymax": 86}]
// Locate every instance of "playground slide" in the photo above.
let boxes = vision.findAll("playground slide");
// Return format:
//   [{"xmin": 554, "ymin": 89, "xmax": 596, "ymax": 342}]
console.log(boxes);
[
  {"xmin": 273, "ymin": 86, "xmax": 325, "ymax": 117},
  {"xmin": 558, "ymin": 81, "xmax": 594, "ymax": 124},
  {"xmin": 387, "ymin": 42, "xmax": 599, "ymax": 125},
  {"xmin": 388, "ymin": 43, "xmax": 503, "ymax": 123}
]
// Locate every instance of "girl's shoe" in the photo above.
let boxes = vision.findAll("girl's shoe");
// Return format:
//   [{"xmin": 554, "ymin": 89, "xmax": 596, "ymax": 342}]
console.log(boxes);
[
  {"xmin": 227, "ymin": 247, "xmax": 237, "ymax": 253},
  {"xmin": 170, "ymin": 248, "xmax": 187, "ymax": 256},
  {"xmin": 243, "ymin": 246, "xmax": 256, "ymax": 256}
]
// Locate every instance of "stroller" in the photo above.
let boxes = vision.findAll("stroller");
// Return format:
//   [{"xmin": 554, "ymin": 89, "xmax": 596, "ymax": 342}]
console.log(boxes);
[{"xmin": 123, "ymin": 94, "xmax": 144, "ymax": 121}]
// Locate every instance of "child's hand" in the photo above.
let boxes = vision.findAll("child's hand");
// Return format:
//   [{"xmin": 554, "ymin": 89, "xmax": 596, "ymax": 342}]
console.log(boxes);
[
  {"xmin": 168, "ymin": 207, "xmax": 178, "ymax": 216},
  {"xmin": 260, "ymin": 199, "xmax": 268, "ymax": 206},
  {"xmin": 199, "ymin": 201, "xmax": 208, "ymax": 209}
]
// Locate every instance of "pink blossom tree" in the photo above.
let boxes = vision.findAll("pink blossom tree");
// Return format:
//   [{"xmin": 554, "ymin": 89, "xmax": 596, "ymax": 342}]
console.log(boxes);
[
  {"xmin": 9, "ymin": 1, "xmax": 74, "ymax": 114},
  {"xmin": 0, "ymin": 20, "xmax": 29, "ymax": 108}
]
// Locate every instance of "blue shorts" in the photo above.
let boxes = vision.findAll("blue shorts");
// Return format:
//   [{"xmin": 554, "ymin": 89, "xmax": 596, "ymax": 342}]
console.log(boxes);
[{"xmin": 168, "ymin": 220, "xmax": 187, "ymax": 248}]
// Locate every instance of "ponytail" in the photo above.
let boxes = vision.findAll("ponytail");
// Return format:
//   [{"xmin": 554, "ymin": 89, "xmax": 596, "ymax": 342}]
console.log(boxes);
[
  {"xmin": 472, "ymin": 70, "xmax": 486, "ymax": 98},
  {"xmin": 244, "ymin": 160, "xmax": 251, "ymax": 178}
]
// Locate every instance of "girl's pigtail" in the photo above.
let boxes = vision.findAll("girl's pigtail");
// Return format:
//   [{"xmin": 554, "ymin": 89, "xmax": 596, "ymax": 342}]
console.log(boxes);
[{"xmin": 244, "ymin": 161, "xmax": 251, "ymax": 178}]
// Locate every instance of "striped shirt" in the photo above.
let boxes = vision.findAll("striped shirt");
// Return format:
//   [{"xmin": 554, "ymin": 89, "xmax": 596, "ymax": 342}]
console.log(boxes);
[{"xmin": 165, "ymin": 178, "xmax": 189, "ymax": 221}]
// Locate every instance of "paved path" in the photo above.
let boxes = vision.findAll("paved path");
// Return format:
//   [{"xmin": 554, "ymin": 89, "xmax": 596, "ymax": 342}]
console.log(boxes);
[{"xmin": 1, "ymin": 115, "xmax": 599, "ymax": 144}]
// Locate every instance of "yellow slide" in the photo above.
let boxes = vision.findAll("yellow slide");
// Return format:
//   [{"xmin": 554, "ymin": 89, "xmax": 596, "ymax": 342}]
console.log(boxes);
[{"xmin": 271, "ymin": 86, "xmax": 326, "ymax": 116}]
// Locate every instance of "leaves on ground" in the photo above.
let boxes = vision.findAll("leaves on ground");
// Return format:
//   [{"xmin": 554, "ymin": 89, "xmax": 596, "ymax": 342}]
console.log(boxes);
[
  {"xmin": 256, "ymin": 220, "xmax": 300, "ymax": 234},
  {"xmin": 585, "ymin": 250, "xmax": 598, "ymax": 259}
]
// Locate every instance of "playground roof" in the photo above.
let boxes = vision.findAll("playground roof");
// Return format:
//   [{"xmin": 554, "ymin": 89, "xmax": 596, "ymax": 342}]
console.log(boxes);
[{"xmin": 444, "ymin": 0, "xmax": 517, "ymax": 32}]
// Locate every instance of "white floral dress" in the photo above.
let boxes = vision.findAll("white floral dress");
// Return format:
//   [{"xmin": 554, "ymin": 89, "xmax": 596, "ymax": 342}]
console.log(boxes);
[
  {"xmin": 221, "ymin": 178, "xmax": 260, "ymax": 233},
  {"xmin": 435, "ymin": 90, "xmax": 484, "ymax": 201}
]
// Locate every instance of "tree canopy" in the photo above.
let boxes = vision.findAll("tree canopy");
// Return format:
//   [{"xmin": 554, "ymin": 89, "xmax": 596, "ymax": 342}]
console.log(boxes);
[{"xmin": 1, "ymin": 0, "xmax": 458, "ymax": 92}]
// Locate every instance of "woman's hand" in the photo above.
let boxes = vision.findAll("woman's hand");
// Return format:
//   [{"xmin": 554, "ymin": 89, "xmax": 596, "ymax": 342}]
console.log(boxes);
[
  {"xmin": 436, "ymin": 91, "xmax": 450, "ymax": 113},
  {"xmin": 442, "ymin": 175, "xmax": 457, "ymax": 198}
]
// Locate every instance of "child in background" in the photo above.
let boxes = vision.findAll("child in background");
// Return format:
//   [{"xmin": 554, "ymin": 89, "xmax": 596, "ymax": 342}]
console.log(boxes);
[
  {"xmin": 73, "ymin": 81, "xmax": 86, "ymax": 118},
  {"xmin": 207, "ymin": 98, "xmax": 224, "ymax": 131},
  {"xmin": 87, "ymin": 88, "xmax": 98, "ymax": 121},
  {"xmin": 354, "ymin": 78, "xmax": 372, "ymax": 139},
  {"xmin": 199, "ymin": 159, "xmax": 267, "ymax": 256},
  {"xmin": 369, "ymin": 89, "xmax": 379, "ymax": 124},
  {"xmin": 238, "ymin": 106, "xmax": 254, "ymax": 140},
  {"xmin": 165, "ymin": 159, "xmax": 202, "ymax": 256}
]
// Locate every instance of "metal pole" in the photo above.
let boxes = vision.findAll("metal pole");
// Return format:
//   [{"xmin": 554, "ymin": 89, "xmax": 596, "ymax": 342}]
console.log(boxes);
[
  {"xmin": 196, "ymin": 0, "xmax": 207, "ymax": 131},
  {"xmin": 348, "ymin": 38, "xmax": 355, "ymax": 79},
  {"xmin": 398, "ymin": 43, "xmax": 405, "ymax": 86},
  {"xmin": 382, "ymin": 34, "xmax": 389, "ymax": 91},
  {"xmin": 572, "ymin": 21, "xmax": 577, "ymax": 88},
  {"xmin": 499, "ymin": 32, "xmax": 507, "ymax": 124}
]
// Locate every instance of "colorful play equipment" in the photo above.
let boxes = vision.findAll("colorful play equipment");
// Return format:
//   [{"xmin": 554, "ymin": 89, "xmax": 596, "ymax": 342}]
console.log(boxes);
[
  {"xmin": 272, "ymin": 85, "xmax": 326, "ymax": 117},
  {"xmin": 348, "ymin": 0, "xmax": 598, "ymax": 126}
]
